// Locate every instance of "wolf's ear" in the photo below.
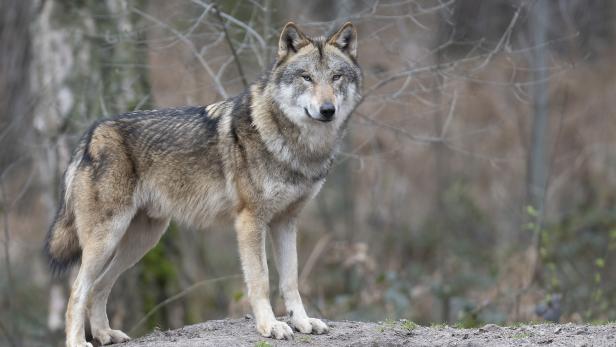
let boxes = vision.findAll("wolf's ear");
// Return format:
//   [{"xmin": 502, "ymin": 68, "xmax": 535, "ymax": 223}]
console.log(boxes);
[
  {"xmin": 327, "ymin": 22, "xmax": 357, "ymax": 58},
  {"xmin": 277, "ymin": 22, "xmax": 309, "ymax": 60}
]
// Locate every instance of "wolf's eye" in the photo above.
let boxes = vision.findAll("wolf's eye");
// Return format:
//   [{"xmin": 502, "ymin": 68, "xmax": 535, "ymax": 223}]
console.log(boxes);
[
  {"xmin": 301, "ymin": 75, "xmax": 312, "ymax": 82},
  {"xmin": 332, "ymin": 74, "xmax": 342, "ymax": 81}
]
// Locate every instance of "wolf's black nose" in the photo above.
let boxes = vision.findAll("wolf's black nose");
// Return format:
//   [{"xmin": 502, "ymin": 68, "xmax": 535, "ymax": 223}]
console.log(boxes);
[{"xmin": 320, "ymin": 103, "xmax": 336, "ymax": 119}]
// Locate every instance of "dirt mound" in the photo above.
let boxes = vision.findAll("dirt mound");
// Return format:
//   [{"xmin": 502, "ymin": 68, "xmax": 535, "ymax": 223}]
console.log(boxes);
[{"xmin": 110, "ymin": 318, "xmax": 616, "ymax": 346}]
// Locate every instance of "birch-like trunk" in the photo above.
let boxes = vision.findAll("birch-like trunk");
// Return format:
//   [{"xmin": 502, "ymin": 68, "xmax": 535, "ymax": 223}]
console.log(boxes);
[{"xmin": 29, "ymin": 0, "xmax": 150, "ymax": 334}]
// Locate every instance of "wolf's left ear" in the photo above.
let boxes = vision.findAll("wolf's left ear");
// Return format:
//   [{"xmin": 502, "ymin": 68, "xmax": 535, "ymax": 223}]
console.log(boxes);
[
  {"xmin": 278, "ymin": 22, "xmax": 309, "ymax": 60},
  {"xmin": 327, "ymin": 22, "xmax": 357, "ymax": 58}
]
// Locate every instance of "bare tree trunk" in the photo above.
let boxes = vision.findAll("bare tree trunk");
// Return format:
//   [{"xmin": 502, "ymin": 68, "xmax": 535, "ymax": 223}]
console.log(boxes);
[
  {"xmin": 432, "ymin": 12, "xmax": 452, "ymax": 323},
  {"xmin": 0, "ymin": 1, "xmax": 33, "ymax": 345},
  {"xmin": 0, "ymin": 0, "xmax": 33, "ymax": 168},
  {"xmin": 31, "ymin": 0, "xmax": 151, "ymax": 336},
  {"xmin": 527, "ymin": 1, "xmax": 550, "ymax": 222},
  {"xmin": 524, "ymin": 1, "xmax": 550, "ymax": 300}
]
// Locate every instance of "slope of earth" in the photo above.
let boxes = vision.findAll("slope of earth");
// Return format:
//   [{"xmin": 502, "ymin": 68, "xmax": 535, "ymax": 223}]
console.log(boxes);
[{"xmin": 111, "ymin": 318, "xmax": 616, "ymax": 346}]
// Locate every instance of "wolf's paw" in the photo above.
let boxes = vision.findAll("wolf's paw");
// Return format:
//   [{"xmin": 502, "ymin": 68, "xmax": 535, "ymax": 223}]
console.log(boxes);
[
  {"xmin": 291, "ymin": 317, "xmax": 329, "ymax": 334},
  {"xmin": 92, "ymin": 328, "xmax": 131, "ymax": 345},
  {"xmin": 257, "ymin": 319, "xmax": 294, "ymax": 340}
]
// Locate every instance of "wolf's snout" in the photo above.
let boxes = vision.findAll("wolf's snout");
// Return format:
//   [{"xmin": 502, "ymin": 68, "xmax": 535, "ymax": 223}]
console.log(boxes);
[{"xmin": 319, "ymin": 103, "xmax": 336, "ymax": 120}]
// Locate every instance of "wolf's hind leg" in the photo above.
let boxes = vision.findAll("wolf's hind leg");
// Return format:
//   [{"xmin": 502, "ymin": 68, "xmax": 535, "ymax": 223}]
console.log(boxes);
[
  {"xmin": 88, "ymin": 211, "xmax": 170, "ymax": 345},
  {"xmin": 66, "ymin": 209, "xmax": 134, "ymax": 347},
  {"xmin": 271, "ymin": 218, "xmax": 328, "ymax": 335},
  {"xmin": 235, "ymin": 210, "xmax": 294, "ymax": 340}
]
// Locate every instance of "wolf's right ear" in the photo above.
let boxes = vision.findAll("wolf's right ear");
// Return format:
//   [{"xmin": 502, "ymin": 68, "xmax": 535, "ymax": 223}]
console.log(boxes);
[
  {"xmin": 277, "ymin": 22, "xmax": 309, "ymax": 60},
  {"xmin": 327, "ymin": 22, "xmax": 357, "ymax": 58}
]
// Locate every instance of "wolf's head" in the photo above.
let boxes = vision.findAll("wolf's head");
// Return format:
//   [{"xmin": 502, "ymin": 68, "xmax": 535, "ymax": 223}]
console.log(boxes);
[{"xmin": 269, "ymin": 22, "xmax": 362, "ymax": 129}]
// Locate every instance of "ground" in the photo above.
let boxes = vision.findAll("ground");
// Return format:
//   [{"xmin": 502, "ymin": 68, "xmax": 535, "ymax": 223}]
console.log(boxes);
[{"xmin": 110, "ymin": 318, "xmax": 616, "ymax": 347}]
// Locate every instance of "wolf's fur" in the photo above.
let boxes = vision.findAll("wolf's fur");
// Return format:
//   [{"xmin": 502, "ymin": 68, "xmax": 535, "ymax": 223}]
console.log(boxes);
[{"xmin": 45, "ymin": 22, "xmax": 361, "ymax": 347}]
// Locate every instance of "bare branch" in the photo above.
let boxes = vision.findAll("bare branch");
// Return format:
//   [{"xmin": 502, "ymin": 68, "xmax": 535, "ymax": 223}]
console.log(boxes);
[
  {"xmin": 132, "ymin": 7, "xmax": 229, "ymax": 98},
  {"xmin": 129, "ymin": 274, "xmax": 242, "ymax": 335},
  {"xmin": 191, "ymin": 0, "xmax": 267, "ymax": 49},
  {"xmin": 213, "ymin": 3, "xmax": 248, "ymax": 89}
]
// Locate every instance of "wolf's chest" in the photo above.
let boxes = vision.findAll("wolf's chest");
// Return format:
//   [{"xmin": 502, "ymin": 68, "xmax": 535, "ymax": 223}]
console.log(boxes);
[
  {"xmin": 252, "ymin": 174, "xmax": 323, "ymax": 216},
  {"xmin": 261, "ymin": 177, "xmax": 306, "ymax": 202}
]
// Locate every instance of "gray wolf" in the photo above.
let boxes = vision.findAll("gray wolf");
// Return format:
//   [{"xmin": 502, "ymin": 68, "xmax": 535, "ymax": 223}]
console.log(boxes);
[{"xmin": 45, "ymin": 21, "xmax": 361, "ymax": 347}]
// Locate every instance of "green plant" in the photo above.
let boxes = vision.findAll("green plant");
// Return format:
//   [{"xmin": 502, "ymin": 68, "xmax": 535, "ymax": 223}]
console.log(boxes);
[
  {"xmin": 401, "ymin": 320, "xmax": 418, "ymax": 331},
  {"xmin": 507, "ymin": 321, "xmax": 541, "ymax": 328},
  {"xmin": 377, "ymin": 318, "xmax": 396, "ymax": 333},
  {"xmin": 298, "ymin": 335, "xmax": 313, "ymax": 343},
  {"xmin": 512, "ymin": 332, "xmax": 530, "ymax": 339}
]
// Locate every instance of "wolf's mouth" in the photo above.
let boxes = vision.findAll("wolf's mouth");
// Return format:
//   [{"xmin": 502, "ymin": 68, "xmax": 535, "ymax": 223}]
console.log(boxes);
[{"xmin": 304, "ymin": 108, "xmax": 332, "ymax": 123}]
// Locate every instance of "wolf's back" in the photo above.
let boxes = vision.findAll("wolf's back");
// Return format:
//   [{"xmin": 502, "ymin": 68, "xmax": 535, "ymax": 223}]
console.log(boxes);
[{"xmin": 44, "ymin": 141, "xmax": 85, "ymax": 274}]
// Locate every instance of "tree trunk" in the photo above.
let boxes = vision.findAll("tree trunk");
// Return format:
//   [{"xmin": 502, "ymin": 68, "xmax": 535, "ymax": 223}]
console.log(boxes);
[
  {"xmin": 526, "ymin": 1, "xmax": 550, "ymax": 222},
  {"xmin": 30, "ymin": 0, "xmax": 151, "ymax": 336}
]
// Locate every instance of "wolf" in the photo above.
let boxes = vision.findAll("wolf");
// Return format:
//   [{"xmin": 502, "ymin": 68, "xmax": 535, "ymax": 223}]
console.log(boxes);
[{"xmin": 45, "ymin": 21, "xmax": 361, "ymax": 346}]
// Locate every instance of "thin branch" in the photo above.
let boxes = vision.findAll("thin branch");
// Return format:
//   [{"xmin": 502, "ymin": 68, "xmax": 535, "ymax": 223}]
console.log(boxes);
[
  {"xmin": 213, "ymin": 3, "xmax": 248, "ymax": 89},
  {"xmin": 473, "ymin": 4, "xmax": 523, "ymax": 71},
  {"xmin": 299, "ymin": 234, "xmax": 332, "ymax": 290},
  {"xmin": 132, "ymin": 7, "xmax": 229, "ymax": 98},
  {"xmin": 191, "ymin": 0, "xmax": 266, "ymax": 49},
  {"xmin": 129, "ymin": 274, "xmax": 242, "ymax": 334},
  {"xmin": 356, "ymin": 112, "xmax": 442, "ymax": 144},
  {"xmin": 440, "ymin": 89, "xmax": 458, "ymax": 139}
]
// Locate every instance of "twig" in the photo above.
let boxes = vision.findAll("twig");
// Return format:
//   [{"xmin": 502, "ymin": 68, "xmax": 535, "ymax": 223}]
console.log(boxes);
[
  {"xmin": 133, "ymin": 94, "xmax": 150, "ymax": 111},
  {"xmin": 129, "ymin": 274, "xmax": 242, "ymax": 334},
  {"xmin": 213, "ymin": 3, "xmax": 248, "ymax": 89},
  {"xmin": 262, "ymin": 0, "xmax": 272, "ymax": 65},
  {"xmin": 356, "ymin": 112, "xmax": 442, "ymax": 145},
  {"xmin": 472, "ymin": 4, "xmax": 523, "ymax": 71},
  {"xmin": 299, "ymin": 234, "xmax": 332, "ymax": 290},
  {"xmin": 132, "ymin": 7, "xmax": 229, "ymax": 98},
  {"xmin": 191, "ymin": 0, "xmax": 266, "ymax": 49},
  {"xmin": 440, "ymin": 89, "xmax": 458, "ymax": 139}
]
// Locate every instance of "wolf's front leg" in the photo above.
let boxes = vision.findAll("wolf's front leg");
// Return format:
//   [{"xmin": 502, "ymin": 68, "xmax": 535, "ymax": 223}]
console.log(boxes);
[
  {"xmin": 271, "ymin": 219, "xmax": 329, "ymax": 335},
  {"xmin": 235, "ymin": 210, "xmax": 294, "ymax": 340}
]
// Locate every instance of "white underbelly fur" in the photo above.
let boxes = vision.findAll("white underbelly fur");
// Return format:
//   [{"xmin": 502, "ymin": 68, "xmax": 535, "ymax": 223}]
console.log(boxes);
[{"xmin": 136, "ymin": 180, "xmax": 238, "ymax": 227}]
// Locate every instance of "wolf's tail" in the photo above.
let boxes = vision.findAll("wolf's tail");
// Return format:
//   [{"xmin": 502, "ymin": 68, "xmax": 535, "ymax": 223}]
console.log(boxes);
[{"xmin": 44, "ymin": 143, "xmax": 86, "ymax": 275}]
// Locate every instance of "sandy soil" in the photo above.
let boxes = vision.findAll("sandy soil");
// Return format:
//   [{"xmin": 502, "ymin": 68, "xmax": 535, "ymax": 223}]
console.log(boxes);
[{"xmin": 110, "ymin": 317, "xmax": 616, "ymax": 347}]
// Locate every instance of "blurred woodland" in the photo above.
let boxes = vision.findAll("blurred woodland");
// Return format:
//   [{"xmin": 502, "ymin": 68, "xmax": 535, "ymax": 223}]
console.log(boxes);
[{"xmin": 1, "ymin": 1, "xmax": 616, "ymax": 346}]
